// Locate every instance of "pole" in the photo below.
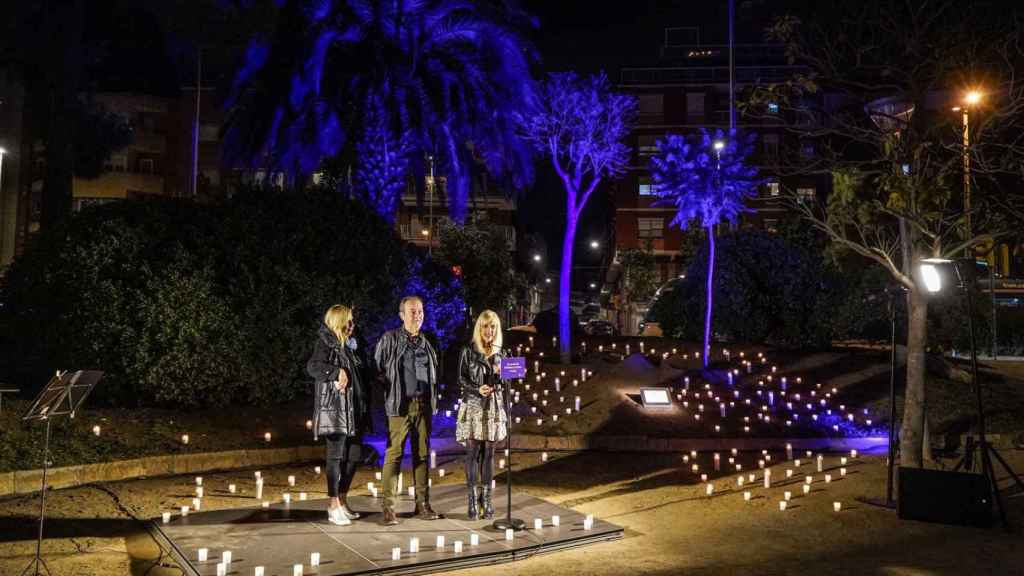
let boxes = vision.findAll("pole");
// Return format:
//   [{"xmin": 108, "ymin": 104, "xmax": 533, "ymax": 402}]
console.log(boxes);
[
  {"xmin": 963, "ymin": 107, "xmax": 970, "ymax": 256},
  {"xmin": 493, "ymin": 373, "xmax": 524, "ymax": 531},
  {"xmin": 990, "ymin": 263, "xmax": 997, "ymax": 360},
  {"xmin": 886, "ymin": 289, "xmax": 898, "ymax": 505},
  {"xmin": 728, "ymin": 0, "xmax": 735, "ymax": 131},
  {"xmin": 428, "ymin": 155, "xmax": 434, "ymax": 255},
  {"xmin": 191, "ymin": 49, "xmax": 202, "ymax": 198}
]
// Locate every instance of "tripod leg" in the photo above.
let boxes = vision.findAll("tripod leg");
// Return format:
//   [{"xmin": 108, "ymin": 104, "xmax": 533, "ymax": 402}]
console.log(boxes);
[
  {"xmin": 988, "ymin": 445, "xmax": 1024, "ymax": 493},
  {"xmin": 980, "ymin": 444, "xmax": 1009, "ymax": 531}
]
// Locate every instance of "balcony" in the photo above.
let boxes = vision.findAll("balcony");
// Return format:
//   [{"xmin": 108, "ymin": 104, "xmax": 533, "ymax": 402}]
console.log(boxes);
[{"xmin": 73, "ymin": 171, "xmax": 165, "ymax": 198}]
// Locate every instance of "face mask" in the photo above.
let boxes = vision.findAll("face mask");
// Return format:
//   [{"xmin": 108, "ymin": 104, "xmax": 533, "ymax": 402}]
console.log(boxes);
[{"xmin": 346, "ymin": 337, "xmax": 358, "ymax": 351}]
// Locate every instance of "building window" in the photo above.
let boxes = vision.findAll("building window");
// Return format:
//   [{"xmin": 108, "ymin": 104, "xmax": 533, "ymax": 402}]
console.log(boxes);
[
  {"xmin": 764, "ymin": 218, "xmax": 778, "ymax": 233},
  {"xmin": 638, "ymin": 134, "xmax": 659, "ymax": 156},
  {"xmin": 765, "ymin": 180, "xmax": 780, "ymax": 197},
  {"xmin": 638, "ymin": 177, "xmax": 659, "ymax": 197},
  {"xmin": 767, "ymin": 102, "xmax": 779, "ymax": 114},
  {"xmin": 138, "ymin": 158, "xmax": 154, "ymax": 174},
  {"xmin": 797, "ymin": 186, "xmax": 816, "ymax": 203},
  {"xmin": 686, "ymin": 92, "xmax": 705, "ymax": 118},
  {"xmin": 762, "ymin": 134, "xmax": 779, "ymax": 158},
  {"xmin": 105, "ymin": 155, "xmax": 127, "ymax": 173},
  {"xmin": 638, "ymin": 94, "xmax": 664, "ymax": 122},
  {"xmin": 72, "ymin": 197, "xmax": 119, "ymax": 212},
  {"xmin": 638, "ymin": 217, "xmax": 664, "ymax": 239},
  {"xmin": 800, "ymin": 142, "xmax": 815, "ymax": 157}
]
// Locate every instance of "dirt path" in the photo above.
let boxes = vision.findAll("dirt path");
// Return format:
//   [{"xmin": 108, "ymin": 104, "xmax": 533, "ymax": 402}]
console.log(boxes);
[{"xmin": 1, "ymin": 448, "xmax": 1022, "ymax": 576}]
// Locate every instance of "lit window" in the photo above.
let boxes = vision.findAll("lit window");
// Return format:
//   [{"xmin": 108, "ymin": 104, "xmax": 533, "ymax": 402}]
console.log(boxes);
[
  {"xmin": 766, "ymin": 181, "xmax": 780, "ymax": 197},
  {"xmin": 105, "ymin": 155, "xmax": 128, "ymax": 173},
  {"xmin": 638, "ymin": 218, "xmax": 664, "ymax": 239},
  {"xmin": 638, "ymin": 177, "xmax": 659, "ymax": 196},
  {"xmin": 763, "ymin": 134, "xmax": 779, "ymax": 158},
  {"xmin": 797, "ymin": 187, "xmax": 816, "ymax": 203},
  {"xmin": 768, "ymin": 102, "xmax": 780, "ymax": 114},
  {"xmin": 764, "ymin": 219, "xmax": 778, "ymax": 233},
  {"xmin": 638, "ymin": 135, "xmax": 660, "ymax": 156},
  {"xmin": 139, "ymin": 158, "xmax": 154, "ymax": 174},
  {"xmin": 901, "ymin": 163, "xmax": 911, "ymax": 175}
]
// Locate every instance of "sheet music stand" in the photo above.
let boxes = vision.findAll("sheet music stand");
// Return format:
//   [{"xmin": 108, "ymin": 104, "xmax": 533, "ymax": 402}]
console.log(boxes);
[{"xmin": 21, "ymin": 370, "xmax": 103, "ymax": 576}]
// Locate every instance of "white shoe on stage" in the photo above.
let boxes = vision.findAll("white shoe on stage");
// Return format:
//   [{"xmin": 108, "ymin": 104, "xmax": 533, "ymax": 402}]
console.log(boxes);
[
  {"xmin": 328, "ymin": 507, "xmax": 352, "ymax": 526},
  {"xmin": 339, "ymin": 504, "xmax": 361, "ymax": 520}
]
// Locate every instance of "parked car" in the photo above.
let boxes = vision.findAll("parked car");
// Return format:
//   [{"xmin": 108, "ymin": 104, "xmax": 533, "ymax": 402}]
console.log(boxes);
[{"xmin": 584, "ymin": 320, "xmax": 619, "ymax": 336}]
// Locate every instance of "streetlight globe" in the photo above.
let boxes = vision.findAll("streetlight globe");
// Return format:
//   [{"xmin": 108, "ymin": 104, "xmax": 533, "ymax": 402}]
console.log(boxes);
[
  {"xmin": 964, "ymin": 91, "xmax": 982, "ymax": 105},
  {"xmin": 589, "ymin": 283, "xmax": 596, "ymax": 289},
  {"xmin": 590, "ymin": 240, "xmax": 599, "ymax": 249},
  {"xmin": 713, "ymin": 140, "xmax": 725, "ymax": 151},
  {"xmin": 533, "ymin": 254, "xmax": 542, "ymax": 262}
]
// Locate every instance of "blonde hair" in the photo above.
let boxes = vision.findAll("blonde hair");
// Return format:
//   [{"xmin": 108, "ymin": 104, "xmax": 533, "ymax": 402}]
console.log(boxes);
[
  {"xmin": 324, "ymin": 305, "xmax": 354, "ymax": 344},
  {"xmin": 472, "ymin": 310, "xmax": 503, "ymax": 355}
]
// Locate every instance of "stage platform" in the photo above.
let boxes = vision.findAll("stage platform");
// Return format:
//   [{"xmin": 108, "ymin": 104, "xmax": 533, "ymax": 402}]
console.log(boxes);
[{"xmin": 151, "ymin": 484, "xmax": 622, "ymax": 576}]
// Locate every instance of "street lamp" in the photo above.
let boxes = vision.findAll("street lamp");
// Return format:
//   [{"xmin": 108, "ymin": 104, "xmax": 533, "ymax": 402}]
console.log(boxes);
[
  {"xmin": 953, "ymin": 90, "xmax": 983, "ymax": 254},
  {"xmin": 589, "ymin": 282, "xmax": 596, "ymax": 289},
  {"xmin": 713, "ymin": 139, "xmax": 725, "ymax": 151},
  {"xmin": 918, "ymin": 257, "xmax": 1024, "ymax": 529},
  {"xmin": 589, "ymin": 240, "xmax": 599, "ymax": 250},
  {"xmin": 533, "ymin": 254, "xmax": 542, "ymax": 263}
]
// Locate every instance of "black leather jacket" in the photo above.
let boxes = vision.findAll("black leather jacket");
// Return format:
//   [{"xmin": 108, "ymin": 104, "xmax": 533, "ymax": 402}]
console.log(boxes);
[
  {"xmin": 306, "ymin": 324, "xmax": 370, "ymax": 440},
  {"xmin": 458, "ymin": 345, "xmax": 505, "ymax": 406},
  {"xmin": 373, "ymin": 327, "xmax": 439, "ymax": 417}
]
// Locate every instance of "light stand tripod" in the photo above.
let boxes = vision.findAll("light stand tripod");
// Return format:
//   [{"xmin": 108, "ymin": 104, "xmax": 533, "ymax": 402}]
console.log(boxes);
[
  {"xmin": 493, "ymin": 371, "xmax": 525, "ymax": 532},
  {"xmin": 860, "ymin": 285, "xmax": 906, "ymax": 510},
  {"xmin": 946, "ymin": 259, "xmax": 1024, "ymax": 531},
  {"xmin": 21, "ymin": 370, "xmax": 103, "ymax": 576}
]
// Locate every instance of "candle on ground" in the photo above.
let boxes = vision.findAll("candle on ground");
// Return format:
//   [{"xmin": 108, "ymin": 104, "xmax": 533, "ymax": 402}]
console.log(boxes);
[
  {"xmin": 229, "ymin": 484, "xmax": 236, "ymax": 494},
  {"xmin": 288, "ymin": 475, "xmax": 295, "ymax": 486},
  {"xmin": 470, "ymin": 533, "xmax": 480, "ymax": 546},
  {"xmin": 216, "ymin": 563, "xmax": 226, "ymax": 576},
  {"xmin": 534, "ymin": 518, "xmax": 543, "ymax": 530},
  {"xmin": 223, "ymin": 551, "xmax": 232, "ymax": 564},
  {"xmin": 840, "ymin": 467, "xmax": 847, "ymax": 477},
  {"xmin": 198, "ymin": 548, "xmax": 208, "ymax": 562},
  {"xmin": 181, "ymin": 434, "xmax": 189, "ymax": 445},
  {"xmin": 92, "ymin": 425, "xmax": 101, "ymax": 436},
  {"xmin": 181, "ymin": 505, "xmax": 189, "ymax": 517},
  {"xmin": 311, "ymin": 552, "xmax": 320, "ymax": 566},
  {"xmin": 803, "ymin": 484, "xmax": 810, "ymax": 495},
  {"xmin": 833, "ymin": 501, "xmax": 842, "ymax": 512},
  {"xmin": 392, "ymin": 547, "xmax": 401, "ymax": 560},
  {"xmin": 825, "ymin": 474, "xmax": 832, "ymax": 483},
  {"xmin": 409, "ymin": 537, "xmax": 419, "ymax": 553},
  {"xmin": 784, "ymin": 491, "xmax": 792, "ymax": 501},
  {"xmin": 552, "ymin": 515, "xmax": 560, "ymax": 527},
  {"xmin": 454, "ymin": 541, "xmax": 463, "ymax": 553},
  {"xmin": 264, "ymin": 432, "xmax": 272, "ymax": 442},
  {"xmin": 293, "ymin": 565, "xmax": 302, "ymax": 576},
  {"xmin": 779, "ymin": 501, "xmax": 787, "ymax": 511},
  {"xmin": 162, "ymin": 512, "xmax": 171, "ymax": 524},
  {"xmin": 436, "ymin": 535, "xmax": 445, "ymax": 549},
  {"xmin": 256, "ymin": 567, "xmax": 265, "ymax": 576},
  {"xmin": 505, "ymin": 528, "xmax": 514, "ymax": 541}
]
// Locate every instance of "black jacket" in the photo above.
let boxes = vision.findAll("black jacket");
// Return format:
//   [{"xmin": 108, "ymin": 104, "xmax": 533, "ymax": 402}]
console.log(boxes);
[
  {"xmin": 373, "ymin": 327, "xmax": 439, "ymax": 417},
  {"xmin": 458, "ymin": 345, "xmax": 505, "ymax": 403},
  {"xmin": 306, "ymin": 324, "xmax": 371, "ymax": 440}
]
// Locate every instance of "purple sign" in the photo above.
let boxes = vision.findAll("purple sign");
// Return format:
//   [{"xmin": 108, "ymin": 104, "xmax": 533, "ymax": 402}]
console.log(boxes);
[{"xmin": 500, "ymin": 357, "xmax": 527, "ymax": 380}]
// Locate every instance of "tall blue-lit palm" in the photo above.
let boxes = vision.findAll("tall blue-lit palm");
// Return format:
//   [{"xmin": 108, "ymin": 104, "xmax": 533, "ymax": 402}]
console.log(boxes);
[
  {"xmin": 650, "ymin": 129, "xmax": 759, "ymax": 368},
  {"xmin": 224, "ymin": 0, "xmax": 537, "ymax": 222}
]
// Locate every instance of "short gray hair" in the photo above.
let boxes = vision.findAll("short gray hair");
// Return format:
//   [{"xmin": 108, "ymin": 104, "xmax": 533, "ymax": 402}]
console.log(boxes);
[{"xmin": 399, "ymin": 295, "xmax": 423, "ymax": 312}]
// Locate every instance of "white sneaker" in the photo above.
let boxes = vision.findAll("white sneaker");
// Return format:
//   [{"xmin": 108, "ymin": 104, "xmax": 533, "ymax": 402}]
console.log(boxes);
[
  {"xmin": 328, "ymin": 507, "xmax": 352, "ymax": 525},
  {"xmin": 339, "ymin": 504, "xmax": 361, "ymax": 520}
]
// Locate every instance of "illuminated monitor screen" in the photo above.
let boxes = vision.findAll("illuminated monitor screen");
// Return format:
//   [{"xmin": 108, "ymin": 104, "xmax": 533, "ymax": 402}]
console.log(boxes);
[{"xmin": 640, "ymin": 388, "xmax": 672, "ymax": 407}]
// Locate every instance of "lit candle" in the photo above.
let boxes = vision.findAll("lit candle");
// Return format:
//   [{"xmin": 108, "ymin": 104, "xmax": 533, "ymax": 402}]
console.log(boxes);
[
  {"xmin": 779, "ymin": 501, "xmax": 787, "ymax": 511},
  {"xmin": 306, "ymin": 420, "xmax": 313, "ymax": 430},
  {"xmin": 705, "ymin": 483, "xmax": 714, "ymax": 496},
  {"xmin": 499, "ymin": 458, "xmax": 506, "ymax": 469},
  {"xmin": 392, "ymin": 547, "xmax": 401, "ymax": 560},
  {"xmin": 216, "ymin": 563, "xmax": 226, "ymax": 576},
  {"xmin": 825, "ymin": 474, "xmax": 832, "ymax": 483},
  {"xmin": 310, "ymin": 552, "xmax": 320, "ymax": 566},
  {"xmin": 805, "ymin": 476, "xmax": 813, "ymax": 485},
  {"xmin": 288, "ymin": 475, "xmax": 295, "ymax": 486},
  {"xmin": 534, "ymin": 518, "xmax": 543, "ymax": 530},
  {"xmin": 223, "ymin": 551, "xmax": 232, "ymax": 564},
  {"xmin": 198, "ymin": 548, "xmax": 208, "ymax": 562},
  {"xmin": 264, "ymin": 432, "xmax": 272, "ymax": 442},
  {"xmin": 162, "ymin": 512, "xmax": 171, "ymax": 524},
  {"xmin": 584, "ymin": 514, "xmax": 594, "ymax": 530},
  {"xmin": 409, "ymin": 537, "xmax": 420, "ymax": 553},
  {"xmin": 744, "ymin": 491, "xmax": 752, "ymax": 501},
  {"xmin": 430, "ymin": 450, "xmax": 437, "ymax": 468},
  {"xmin": 408, "ymin": 486, "xmax": 415, "ymax": 497},
  {"xmin": 505, "ymin": 528, "xmax": 515, "ymax": 541},
  {"xmin": 470, "ymin": 533, "xmax": 480, "ymax": 546},
  {"xmin": 256, "ymin": 567, "xmax": 265, "ymax": 576},
  {"xmin": 840, "ymin": 467, "xmax": 847, "ymax": 477},
  {"xmin": 262, "ymin": 501, "xmax": 270, "ymax": 508},
  {"xmin": 851, "ymin": 449, "xmax": 858, "ymax": 458},
  {"xmin": 92, "ymin": 425, "xmax": 101, "ymax": 436},
  {"xmin": 292, "ymin": 565, "xmax": 302, "ymax": 576},
  {"xmin": 833, "ymin": 501, "xmax": 842, "ymax": 512},
  {"xmin": 181, "ymin": 505, "xmax": 189, "ymax": 517},
  {"xmin": 439, "ymin": 468, "xmax": 446, "ymax": 477},
  {"xmin": 436, "ymin": 535, "xmax": 445, "ymax": 549},
  {"xmin": 784, "ymin": 491, "xmax": 792, "ymax": 501},
  {"xmin": 196, "ymin": 486, "xmax": 204, "ymax": 498},
  {"xmin": 300, "ymin": 492, "xmax": 307, "ymax": 501},
  {"xmin": 283, "ymin": 492, "xmax": 291, "ymax": 504},
  {"xmin": 803, "ymin": 484, "xmax": 810, "ymax": 495},
  {"xmin": 454, "ymin": 541, "xmax": 463, "ymax": 554},
  {"xmin": 256, "ymin": 479, "xmax": 263, "ymax": 499},
  {"xmin": 229, "ymin": 484, "xmax": 236, "ymax": 494},
  {"xmin": 181, "ymin": 434, "xmax": 189, "ymax": 445},
  {"xmin": 375, "ymin": 471, "xmax": 382, "ymax": 481}
]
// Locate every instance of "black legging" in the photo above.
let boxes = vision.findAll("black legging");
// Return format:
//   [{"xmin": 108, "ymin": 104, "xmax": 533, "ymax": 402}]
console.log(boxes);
[
  {"xmin": 325, "ymin": 434, "xmax": 358, "ymax": 498},
  {"xmin": 465, "ymin": 439, "xmax": 495, "ymax": 488}
]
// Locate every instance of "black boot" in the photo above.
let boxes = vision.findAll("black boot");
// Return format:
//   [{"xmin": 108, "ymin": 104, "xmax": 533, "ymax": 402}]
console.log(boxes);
[
  {"xmin": 481, "ymin": 486, "xmax": 494, "ymax": 519},
  {"xmin": 467, "ymin": 485, "xmax": 479, "ymax": 520}
]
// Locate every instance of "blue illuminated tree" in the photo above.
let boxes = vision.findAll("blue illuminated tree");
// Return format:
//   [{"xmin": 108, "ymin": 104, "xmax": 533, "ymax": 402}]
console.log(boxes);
[
  {"xmin": 520, "ymin": 72, "xmax": 636, "ymax": 362},
  {"xmin": 224, "ymin": 0, "xmax": 537, "ymax": 222},
  {"xmin": 650, "ymin": 129, "xmax": 760, "ymax": 368}
]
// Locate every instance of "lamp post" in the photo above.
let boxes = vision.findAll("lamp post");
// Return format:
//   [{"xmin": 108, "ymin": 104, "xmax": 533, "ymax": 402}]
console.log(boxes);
[
  {"xmin": 0, "ymin": 147, "xmax": 6, "ymax": 259},
  {"xmin": 955, "ymin": 90, "xmax": 982, "ymax": 256}
]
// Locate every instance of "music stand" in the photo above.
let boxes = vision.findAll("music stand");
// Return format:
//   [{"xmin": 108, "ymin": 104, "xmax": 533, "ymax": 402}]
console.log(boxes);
[
  {"xmin": 21, "ymin": 370, "xmax": 103, "ymax": 576},
  {"xmin": 493, "ymin": 358, "xmax": 526, "ymax": 532}
]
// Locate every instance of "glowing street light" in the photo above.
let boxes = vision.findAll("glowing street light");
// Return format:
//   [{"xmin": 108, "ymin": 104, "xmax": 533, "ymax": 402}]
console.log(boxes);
[
  {"xmin": 545, "ymin": 277, "xmax": 552, "ymax": 284},
  {"xmin": 589, "ymin": 282, "xmax": 597, "ymax": 289},
  {"xmin": 964, "ymin": 90, "xmax": 982, "ymax": 105},
  {"xmin": 713, "ymin": 140, "xmax": 725, "ymax": 151},
  {"xmin": 533, "ymin": 254, "xmax": 542, "ymax": 262},
  {"xmin": 589, "ymin": 240, "xmax": 600, "ymax": 250}
]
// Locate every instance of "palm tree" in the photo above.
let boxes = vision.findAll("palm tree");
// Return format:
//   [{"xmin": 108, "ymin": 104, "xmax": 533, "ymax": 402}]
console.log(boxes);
[
  {"xmin": 223, "ymin": 0, "xmax": 538, "ymax": 222},
  {"xmin": 650, "ymin": 128, "xmax": 760, "ymax": 368}
]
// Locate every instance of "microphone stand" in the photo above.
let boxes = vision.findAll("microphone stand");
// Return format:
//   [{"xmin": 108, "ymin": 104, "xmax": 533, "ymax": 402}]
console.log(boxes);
[{"xmin": 493, "ymin": 365, "xmax": 525, "ymax": 531}]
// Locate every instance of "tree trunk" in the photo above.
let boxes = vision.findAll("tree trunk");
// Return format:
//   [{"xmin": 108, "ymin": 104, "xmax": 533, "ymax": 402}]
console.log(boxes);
[
  {"xmin": 899, "ymin": 284, "xmax": 929, "ymax": 467},
  {"xmin": 558, "ymin": 215, "xmax": 578, "ymax": 363},
  {"xmin": 702, "ymin": 225, "xmax": 715, "ymax": 369}
]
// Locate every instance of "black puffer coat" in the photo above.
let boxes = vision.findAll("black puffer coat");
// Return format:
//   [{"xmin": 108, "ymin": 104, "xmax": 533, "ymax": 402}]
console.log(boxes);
[{"xmin": 306, "ymin": 324, "xmax": 371, "ymax": 440}]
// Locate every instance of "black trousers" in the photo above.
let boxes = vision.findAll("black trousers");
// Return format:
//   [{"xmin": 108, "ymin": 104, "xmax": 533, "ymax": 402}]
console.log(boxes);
[
  {"xmin": 464, "ymin": 439, "xmax": 496, "ymax": 488},
  {"xmin": 325, "ymin": 433, "xmax": 360, "ymax": 498}
]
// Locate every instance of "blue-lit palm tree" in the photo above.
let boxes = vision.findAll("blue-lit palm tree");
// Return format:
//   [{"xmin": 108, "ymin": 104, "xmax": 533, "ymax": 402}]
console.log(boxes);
[
  {"xmin": 650, "ymin": 129, "xmax": 760, "ymax": 368},
  {"xmin": 224, "ymin": 0, "xmax": 537, "ymax": 222}
]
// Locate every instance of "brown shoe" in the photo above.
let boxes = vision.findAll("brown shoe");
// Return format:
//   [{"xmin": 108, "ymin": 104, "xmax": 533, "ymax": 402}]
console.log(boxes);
[
  {"xmin": 414, "ymin": 502, "xmax": 441, "ymax": 520},
  {"xmin": 382, "ymin": 506, "xmax": 399, "ymax": 526}
]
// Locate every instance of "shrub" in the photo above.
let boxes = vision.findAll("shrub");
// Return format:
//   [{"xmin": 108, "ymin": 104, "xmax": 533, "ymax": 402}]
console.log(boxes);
[{"xmin": 0, "ymin": 190, "xmax": 464, "ymax": 407}]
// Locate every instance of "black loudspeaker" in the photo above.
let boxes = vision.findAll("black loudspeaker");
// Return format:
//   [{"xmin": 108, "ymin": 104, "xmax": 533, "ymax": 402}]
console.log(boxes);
[{"xmin": 897, "ymin": 466, "xmax": 992, "ymax": 528}]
